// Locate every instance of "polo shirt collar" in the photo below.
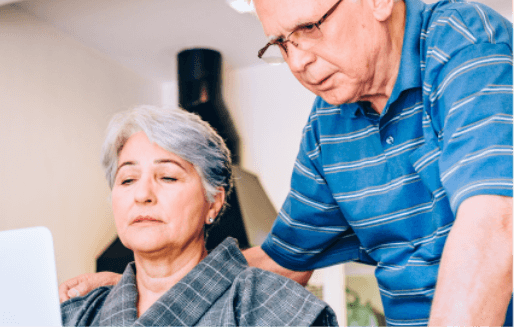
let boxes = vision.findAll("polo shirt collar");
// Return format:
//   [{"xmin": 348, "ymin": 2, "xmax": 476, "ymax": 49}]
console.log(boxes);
[{"xmin": 387, "ymin": 0, "xmax": 425, "ymax": 105}]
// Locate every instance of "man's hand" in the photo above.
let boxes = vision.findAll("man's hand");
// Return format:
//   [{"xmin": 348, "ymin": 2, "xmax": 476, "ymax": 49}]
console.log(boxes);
[
  {"xmin": 243, "ymin": 246, "xmax": 313, "ymax": 286},
  {"xmin": 59, "ymin": 272, "xmax": 122, "ymax": 303},
  {"xmin": 429, "ymin": 195, "xmax": 512, "ymax": 325}
]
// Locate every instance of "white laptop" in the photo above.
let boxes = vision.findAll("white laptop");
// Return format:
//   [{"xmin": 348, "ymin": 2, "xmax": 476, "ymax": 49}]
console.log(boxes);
[{"xmin": 0, "ymin": 226, "xmax": 62, "ymax": 326}]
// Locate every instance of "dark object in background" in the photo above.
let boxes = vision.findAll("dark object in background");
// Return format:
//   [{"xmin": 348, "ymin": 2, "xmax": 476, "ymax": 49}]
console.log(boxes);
[
  {"xmin": 96, "ymin": 48, "xmax": 277, "ymax": 274},
  {"xmin": 96, "ymin": 238, "xmax": 133, "ymax": 274},
  {"xmin": 177, "ymin": 48, "xmax": 240, "ymax": 165}
]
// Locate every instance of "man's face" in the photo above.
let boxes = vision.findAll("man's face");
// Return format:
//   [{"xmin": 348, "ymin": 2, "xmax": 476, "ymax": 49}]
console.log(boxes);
[{"xmin": 254, "ymin": 0, "xmax": 384, "ymax": 105}]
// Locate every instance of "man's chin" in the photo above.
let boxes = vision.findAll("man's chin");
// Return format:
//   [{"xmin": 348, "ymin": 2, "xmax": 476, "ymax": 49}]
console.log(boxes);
[
  {"xmin": 318, "ymin": 91, "xmax": 350, "ymax": 106},
  {"xmin": 312, "ymin": 87, "xmax": 357, "ymax": 106}
]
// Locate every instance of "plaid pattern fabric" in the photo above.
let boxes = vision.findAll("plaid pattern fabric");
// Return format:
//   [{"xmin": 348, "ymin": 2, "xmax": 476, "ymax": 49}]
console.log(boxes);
[{"xmin": 61, "ymin": 237, "xmax": 337, "ymax": 326}]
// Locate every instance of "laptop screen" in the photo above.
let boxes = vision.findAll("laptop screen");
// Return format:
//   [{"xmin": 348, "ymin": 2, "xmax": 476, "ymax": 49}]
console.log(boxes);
[{"xmin": 0, "ymin": 226, "xmax": 62, "ymax": 326}]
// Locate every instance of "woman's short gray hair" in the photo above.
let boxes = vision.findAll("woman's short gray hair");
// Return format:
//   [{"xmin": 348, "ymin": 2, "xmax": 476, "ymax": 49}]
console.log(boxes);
[{"xmin": 101, "ymin": 105, "xmax": 232, "ymax": 207}]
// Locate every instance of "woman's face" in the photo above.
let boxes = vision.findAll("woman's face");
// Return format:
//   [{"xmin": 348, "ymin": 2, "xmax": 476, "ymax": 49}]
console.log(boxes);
[{"xmin": 111, "ymin": 131, "xmax": 219, "ymax": 256}]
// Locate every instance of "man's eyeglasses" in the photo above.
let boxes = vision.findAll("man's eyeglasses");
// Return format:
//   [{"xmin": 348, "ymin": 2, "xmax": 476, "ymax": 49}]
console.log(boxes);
[{"xmin": 257, "ymin": 0, "xmax": 343, "ymax": 62}]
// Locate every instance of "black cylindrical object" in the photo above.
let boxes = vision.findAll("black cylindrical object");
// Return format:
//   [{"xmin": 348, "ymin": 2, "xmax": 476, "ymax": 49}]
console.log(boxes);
[{"xmin": 177, "ymin": 48, "xmax": 240, "ymax": 165}]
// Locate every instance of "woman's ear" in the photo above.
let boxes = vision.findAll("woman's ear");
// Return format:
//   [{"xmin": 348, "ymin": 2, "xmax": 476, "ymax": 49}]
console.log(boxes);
[
  {"xmin": 369, "ymin": 0, "xmax": 395, "ymax": 21},
  {"xmin": 206, "ymin": 188, "xmax": 226, "ymax": 224}
]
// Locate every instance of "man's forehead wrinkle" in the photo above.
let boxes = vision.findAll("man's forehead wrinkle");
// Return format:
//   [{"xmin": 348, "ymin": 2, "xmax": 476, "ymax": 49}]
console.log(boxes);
[
  {"xmin": 265, "ymin": 17, "xmax": 310, "ymax": 41},
  {"xmin": 266, "ymin": 6, "xmax": 323, "ymax": 40}
]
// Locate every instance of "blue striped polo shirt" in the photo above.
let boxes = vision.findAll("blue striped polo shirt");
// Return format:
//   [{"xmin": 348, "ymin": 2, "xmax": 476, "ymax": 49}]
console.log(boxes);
[{"xmin": 261, "ymin": 0, "xmax": 513, "ymax": 324}]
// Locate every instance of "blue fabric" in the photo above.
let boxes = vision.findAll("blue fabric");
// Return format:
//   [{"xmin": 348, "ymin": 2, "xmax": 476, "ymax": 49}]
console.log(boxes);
[
  {"xmin": 505, "ymin": 297, "xmax": 513, "ymax": 327},
  {"xmin": 261, "ymin": 0, "xmax": 513, "ymax": 325},
  {"xmin": 61, "ymin": 238, "xmax": 337, "ymax": 326}
]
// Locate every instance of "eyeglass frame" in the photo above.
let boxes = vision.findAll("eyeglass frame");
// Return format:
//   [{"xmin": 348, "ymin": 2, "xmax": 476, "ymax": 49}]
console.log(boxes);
[{"xmin": 257, "ymin": 0, "xmax": 344, "ymax": 59}]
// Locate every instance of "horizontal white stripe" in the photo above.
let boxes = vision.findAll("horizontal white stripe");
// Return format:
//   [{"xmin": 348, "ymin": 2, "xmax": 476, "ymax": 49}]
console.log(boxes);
[
  {"xmin": 451, "ymin": 180, "xmax": 513, "ymax": 208},
  {"xmin": 290, "ymin": 189, "xmax": 340, "ymax": 211},
  {"xmin": 379, "ymin": 286, "xmax": 434, "ymax": 297},
  {"xmin": 448, "ymin": 96, "xmax": 476, "ymax": 116},
  {"xmin": 381, "ymin": 104, "xmax": 424, "ymax": 131},
  {"xmin": 386, "ymin": 318, "xmax": 429, "ymax": 326},
  {"xmin": 432, "ymin": 56, "xmax": 512, "ymax": 101},
  {"xmin": 413, "ymin": 149, "xmax": 441, "ymax": 171},
  {"xmin": 452, "ymin": 115, "xmax": 512, "ymax": 138},
  {"xmin": 352, "ymin": 202, "xmax": 434, "ymax": 228},
  {"xmin": 387, "ymin": 139, "xmax": 425, "ymax": 157},
  {"xmin": 335, "ymin": 174, "xmax": 420, "ymax": 201},
  {"xmin": 294, "ymin": 161, "xmax": 325, "ymax": 183},
  {"xmin": 321, "ymin": 125, "xmax": 378, "ymax": 143},
  {"xmin": 441, "ymin": 147, "xmax": 513, "ymax": 182},
  {"xmin": 270, "ymin": 235, "xmax": 322, "ymax": 255},
  {"xmin": 278, "ymin": 209, "xmax": 347, "ymax": 233},
  {"xmin": 316, "ymin": 107, "xmax": 340, "ymax": 115},
  {"xmin": 325, "ymin": 154, "xmax": 386, "ymax": 172}
]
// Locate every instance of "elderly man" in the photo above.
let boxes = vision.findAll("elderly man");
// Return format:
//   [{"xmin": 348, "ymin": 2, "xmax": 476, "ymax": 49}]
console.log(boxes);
[{"xmin": 61, "ymin": 0, "xmax": 512, "ymax": 325}]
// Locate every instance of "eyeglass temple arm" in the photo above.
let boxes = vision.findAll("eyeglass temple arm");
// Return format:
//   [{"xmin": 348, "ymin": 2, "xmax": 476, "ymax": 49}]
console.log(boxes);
[{"xmin": 258, "ymin": 42, "xmax": 274, "ymax": 59}]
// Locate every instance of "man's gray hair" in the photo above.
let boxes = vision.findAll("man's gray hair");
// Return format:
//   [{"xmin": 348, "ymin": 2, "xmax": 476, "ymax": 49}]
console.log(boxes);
[{"xmin": 101, "ymin": 105, "xmax": 232, "ymax": 207}]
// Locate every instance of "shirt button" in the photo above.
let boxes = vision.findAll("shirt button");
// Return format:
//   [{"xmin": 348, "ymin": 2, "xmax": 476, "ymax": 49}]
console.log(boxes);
[{"xmin": 386, "ymin": 136, "xmax": 394, "ymax": 145}]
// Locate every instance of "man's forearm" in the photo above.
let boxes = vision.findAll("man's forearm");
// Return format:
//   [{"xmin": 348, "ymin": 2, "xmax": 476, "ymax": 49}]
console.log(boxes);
[
  {"xmin": 243, "ymin": 246, "xmax": 313, "ymax": 286},
  {"xmin": 429, "ymin": 195, "xmax": 513, "ymax": 326}
]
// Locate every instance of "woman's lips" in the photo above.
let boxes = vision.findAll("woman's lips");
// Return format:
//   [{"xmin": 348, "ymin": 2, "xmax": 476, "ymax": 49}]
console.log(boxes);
[{"xmin": 132, "ymin": 216, "xmax": 162, "ymax": 224}]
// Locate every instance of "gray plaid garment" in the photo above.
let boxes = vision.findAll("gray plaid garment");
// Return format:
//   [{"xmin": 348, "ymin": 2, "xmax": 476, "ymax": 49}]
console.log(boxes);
[{"xmin": 61, "ymin": 237, "xmax": 338, "ymax": 326}]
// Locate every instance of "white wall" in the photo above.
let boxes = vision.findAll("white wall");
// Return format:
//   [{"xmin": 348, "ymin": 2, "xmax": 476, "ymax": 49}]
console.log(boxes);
[{"xmin": 0, "ymin": 5, "xmax": 160, "ymax": 284}]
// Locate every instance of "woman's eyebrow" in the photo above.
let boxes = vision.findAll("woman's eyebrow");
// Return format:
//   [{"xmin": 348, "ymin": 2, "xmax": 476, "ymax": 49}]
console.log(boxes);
[
  {"xmin": 154, "ymin": 159, "xmax": 186, "ymax": 171},
  {"xmin": 116, "ymin": 161, "xmax": 137, "ymax": 175}
]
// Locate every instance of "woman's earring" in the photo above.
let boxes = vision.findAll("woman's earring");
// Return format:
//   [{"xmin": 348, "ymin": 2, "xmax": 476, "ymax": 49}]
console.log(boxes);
[{"xmin": 208, "ymin": 217, "xmax": 215, "ymax": 223}]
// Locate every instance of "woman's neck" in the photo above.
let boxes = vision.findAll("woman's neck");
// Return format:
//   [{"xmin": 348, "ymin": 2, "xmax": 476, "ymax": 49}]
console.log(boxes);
[{"xmin": 134, "ymin": 242, "xmax": 208, "ymax": 317}]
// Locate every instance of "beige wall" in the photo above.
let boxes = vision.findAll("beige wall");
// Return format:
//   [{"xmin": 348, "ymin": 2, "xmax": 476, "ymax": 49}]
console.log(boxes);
[
  {"xmin": 223, "ymin": 63, "xmax": 317, "ymax": 210},
  {"xmin": 0, "ymin": 5, "xmax": 160, "ymax": 284}
]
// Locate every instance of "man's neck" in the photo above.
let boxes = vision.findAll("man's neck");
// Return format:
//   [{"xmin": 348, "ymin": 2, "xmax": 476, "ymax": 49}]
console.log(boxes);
[{"xmin": 364, "ymin": 0, "xmax": 406, "ymax": 114}]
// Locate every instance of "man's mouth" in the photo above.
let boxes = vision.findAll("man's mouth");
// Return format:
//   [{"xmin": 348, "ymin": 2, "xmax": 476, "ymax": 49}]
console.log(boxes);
[{"xmin": 311, "ymin": 74, "xmax": 334, "ymax": 89}]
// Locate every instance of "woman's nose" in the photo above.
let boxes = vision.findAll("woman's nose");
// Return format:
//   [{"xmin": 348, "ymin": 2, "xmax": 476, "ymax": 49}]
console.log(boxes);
[{"xmin": 134, "ymin": 176, "xmax": 157, "ymax": 204}]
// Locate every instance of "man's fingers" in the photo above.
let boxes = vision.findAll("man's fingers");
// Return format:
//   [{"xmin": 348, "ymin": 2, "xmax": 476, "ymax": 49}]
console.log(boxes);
[
  {"xmin": 58, "ymin": 275, "xmax": 87, "ymax": 303},
  {"xmin": 67, "ymin": 287, "xmax": 81, "ymax": 298},
  {"xmin": 58, "ymin": 272, "xmax": 122, "ymax": 303}
]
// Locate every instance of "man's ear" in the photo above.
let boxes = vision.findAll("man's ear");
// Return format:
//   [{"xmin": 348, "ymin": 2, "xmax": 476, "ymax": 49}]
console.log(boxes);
[{"xmin": 369, "ymin": 0, "xmax": 396, "ymax": 21}]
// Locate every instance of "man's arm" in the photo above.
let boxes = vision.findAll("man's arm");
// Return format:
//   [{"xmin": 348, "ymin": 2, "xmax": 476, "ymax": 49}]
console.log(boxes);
[
  {"xmin": 242, "ymin": 246, "xmax": 313, "ymax": 286},
  {"xmin": 429, "ymin": 194, "xmax": 512, "ymax": 326}
]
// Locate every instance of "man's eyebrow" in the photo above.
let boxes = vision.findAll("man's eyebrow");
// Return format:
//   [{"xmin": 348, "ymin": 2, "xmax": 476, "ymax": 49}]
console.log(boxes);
[{"xmin": 268, "ymin": 18, "xmax": 317, "ymax": 42}]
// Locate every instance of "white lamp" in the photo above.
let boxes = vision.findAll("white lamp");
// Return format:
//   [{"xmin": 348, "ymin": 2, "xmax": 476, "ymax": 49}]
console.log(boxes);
[{"xmin": 226, "ymin": 0, "xmax": 255, "ymax": 14}]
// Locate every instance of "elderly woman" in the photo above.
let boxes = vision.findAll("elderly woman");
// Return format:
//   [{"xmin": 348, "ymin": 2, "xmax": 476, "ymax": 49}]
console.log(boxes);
[{"xmin": 60, "ymin": 105, "xmax": 337, "ymax": 326}]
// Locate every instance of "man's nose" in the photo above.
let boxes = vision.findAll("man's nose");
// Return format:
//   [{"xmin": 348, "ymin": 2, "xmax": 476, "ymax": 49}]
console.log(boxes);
[
  {"xmin": 134, "ymin": 175, "xmax": 157, "ymax": 204},
  {"xmin": 285, "ymin": 45, "xmax": 316, "ymax": 73}
]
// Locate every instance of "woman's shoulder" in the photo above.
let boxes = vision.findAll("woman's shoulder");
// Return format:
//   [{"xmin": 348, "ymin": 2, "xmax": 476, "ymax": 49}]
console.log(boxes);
[
  {"xmin": 60, "ymin": 286, "xmax": 112, "ymax": 326},
  {"xmin": 230, "ymin": 266, "xmax": 338, "ymax": 326}
]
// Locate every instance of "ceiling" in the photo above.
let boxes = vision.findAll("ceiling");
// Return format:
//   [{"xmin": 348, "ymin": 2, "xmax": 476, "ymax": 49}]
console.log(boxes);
[
  {"xmin": 7, "ymin": 0, "xmax": 513, "ymax": 84},
  {"xmin": 14, "ymin": 0, "xmax": 267, "ymax": 83}
]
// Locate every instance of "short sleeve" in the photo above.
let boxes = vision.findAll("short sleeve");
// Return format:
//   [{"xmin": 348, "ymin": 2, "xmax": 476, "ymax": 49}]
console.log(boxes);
[
  {"xmin": 262, "ymin": 100, "xmax": 365, "ymax": 271},
  {"xmin": 429, "ymin": 42, "xmax": 513, "ymax": 213}
]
